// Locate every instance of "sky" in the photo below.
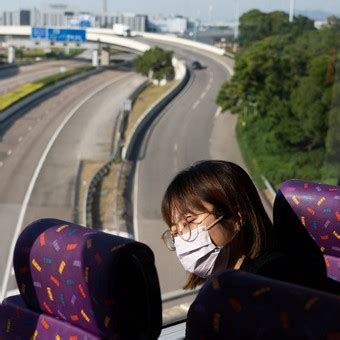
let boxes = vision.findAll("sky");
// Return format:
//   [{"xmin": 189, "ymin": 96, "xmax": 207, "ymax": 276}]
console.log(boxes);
[{"xmin": 0, "ymin": 0, "xmax": 339, "ymax": 21}]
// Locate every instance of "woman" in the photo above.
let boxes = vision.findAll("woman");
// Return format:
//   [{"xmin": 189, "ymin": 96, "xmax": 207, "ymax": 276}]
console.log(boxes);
[{"xmin": 161, "ymin": 160, "xmax": 336, "ymax": 293}]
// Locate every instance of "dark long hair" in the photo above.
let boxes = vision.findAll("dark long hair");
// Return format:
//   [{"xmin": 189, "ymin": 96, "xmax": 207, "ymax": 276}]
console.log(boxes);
[{"xmin": 161, "ymin": 160, "xmax": 275, "ymax": 289}]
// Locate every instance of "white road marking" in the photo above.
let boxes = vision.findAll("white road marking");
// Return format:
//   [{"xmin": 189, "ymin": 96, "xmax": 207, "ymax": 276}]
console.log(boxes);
[
  {"xmin": 28, "ymin": 126, "xmax": 32, "ymax": 131},
  {"xmin": 0, "ymin": 161, "xmax": 3, "ymax": 167},
  {"xmin": 214, "ymin": 107, "xmax": 222, "ymax": 118},
  {"xmin": 0, "ymin": 73, "xmax": 132, "ymax": 301},
  {"xmin": 7, "ymin": 150, "xmax": 12, "ymax": 156},
  {"xmin": 174, "ymin": 143, "xmax": 178, "ymax": 152},
  {"xmin": 133, "ymin": 160, "xmax": 140, "ymax": 241},
  {"xmin": 192, "ymin": 100, "xmax": 200, "ymax": 110},
  {"xmin": 18, "ymin": 136, "xmax": 23, "ymax": 143},
  {"xmin": 200, "ymin": 91, "xmax": 207, "ymax": 99},
  {"xmin": 206, "ymin": 84, "xmax": 211, "ymax": 91}
]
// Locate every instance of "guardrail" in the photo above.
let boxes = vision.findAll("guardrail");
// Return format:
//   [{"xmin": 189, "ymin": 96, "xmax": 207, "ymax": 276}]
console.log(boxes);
[
  {"xmin": 82, "ymin": 79, "xmax": 149, "ymax": 227},
  {"xmin": 84, "ymin": 58, "xmax": 189, "ymax": 230},
  {"xmin": 123, "ymin": 63, "xmax": 189, "ymax": 160}
]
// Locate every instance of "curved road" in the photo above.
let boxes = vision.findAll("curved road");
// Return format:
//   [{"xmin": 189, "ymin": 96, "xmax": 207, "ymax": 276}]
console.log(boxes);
[
  {"xmin": 129, "ymin": 39, "xmax": 271, "ymax": 313},
  {"xmin": 0, "ymin": 67, "xmax": 146, "ymax": 297},
  {"xmin": 0, "ymin": 59, "xmax": 90, "ymax": 95}
]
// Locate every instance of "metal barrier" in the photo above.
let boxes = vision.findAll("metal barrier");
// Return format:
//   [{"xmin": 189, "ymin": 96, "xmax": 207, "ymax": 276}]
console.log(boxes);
[
  {"xmin": 82, "ymin": 80, "xmax": 149, "ymax": 227},
  {"xmin": 83, "ymin": 62, "xmax": 189, "ymax": 230}
]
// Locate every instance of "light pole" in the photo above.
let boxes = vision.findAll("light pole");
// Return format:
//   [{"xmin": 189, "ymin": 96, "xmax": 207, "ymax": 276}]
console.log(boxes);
[
  {"xmin": 289, "ymin": 0, "xmax": 295, "ymax": 22},
  {"xmin": 233, "ymin": 0, "xmax": 240, "ymax": 51}
]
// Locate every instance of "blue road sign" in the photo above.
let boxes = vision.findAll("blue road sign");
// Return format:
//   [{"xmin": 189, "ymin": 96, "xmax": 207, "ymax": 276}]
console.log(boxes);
[
  {"xmin": 31, "ymin": 27, "xmax": 47, "ymax": 39},
  {"xmin": 47, "ymin": 28, "xmax": 86, "ymax": 43}
]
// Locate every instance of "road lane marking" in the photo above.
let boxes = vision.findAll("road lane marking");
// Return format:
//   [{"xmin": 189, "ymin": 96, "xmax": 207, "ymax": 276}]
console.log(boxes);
[
  {"xmin": 214, "ymin": 107, "xmax": 222, "ymax": 118},
  {"xmin": 28, "ymin": 126, "xmax": 32, "ymax": 131},
  {"xmin": 7, "ymin": 150, "xmax": 12, "ymax": 156},
  {"xmin": 0, "ymin": 161, "xmax": 3, "ymax": 167},
  {"xmin": 174, "ymin": 143, "xmax": 178, "ymax": 152},
  {"xmin": 192, "ymin": 100, "xmax": 200, "ymax": 110},
  {"xmin": 18, "ymin": 137, "xmax": 23, "ymax": 143},
  {"xmin": 0, "ymin": 72, "xmax": 132, "ymax": 301},
  {"xmin": 133, "ymin": 160, "xmax": 140, "ymax": 241},
  {"xmin": 200, "ymin": 91, "xmax": 207, "ymax": 99}
]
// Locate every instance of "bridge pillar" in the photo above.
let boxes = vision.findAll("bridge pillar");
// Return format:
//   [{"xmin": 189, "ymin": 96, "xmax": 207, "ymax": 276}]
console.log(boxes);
[
  {"xmin": 100, "ymin": 48, "xmax": 110, "ymax": 66},
  {"xmin": 8, "ymin": 46, "xmax": 15, "ymax": 64},
  {"xmin": 92, "ymin": 49, "xmax": 99, "ymax": 67}
]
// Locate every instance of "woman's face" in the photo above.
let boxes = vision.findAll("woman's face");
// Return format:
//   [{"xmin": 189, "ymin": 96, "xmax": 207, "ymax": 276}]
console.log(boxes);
[{"xmin": 171, "ymin": 201, "xmax": 239, "ymax": 247}]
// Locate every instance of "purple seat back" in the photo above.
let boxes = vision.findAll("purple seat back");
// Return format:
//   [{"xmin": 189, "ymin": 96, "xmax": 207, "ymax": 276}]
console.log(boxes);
[
  {"xmin": 0, "ymin": 295, "xmax": 100, "ymax": 339},
  {"xmin": 12, "ymin": 218, "xmax": 162, "ymax": 339},
  {"xmin": 274, "ymin": 180, "xmax": 340, "ymax": 282},
  {"xmin": 186, "ymin": 270, "xmax": 340, "ymax": 340}
]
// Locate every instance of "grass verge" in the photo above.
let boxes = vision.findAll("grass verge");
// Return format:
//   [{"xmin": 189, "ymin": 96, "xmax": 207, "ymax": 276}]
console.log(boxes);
[
  {"xmin": 0, "ymin": 65, "xmax": 93, "ymax": 111},
  {"xmin": 236, "ymin": 121, "xmax": 329, "ymax": 190},
  {"xmin": 125, "ymin": 80, "xmax": 178, "ymax": 143}
]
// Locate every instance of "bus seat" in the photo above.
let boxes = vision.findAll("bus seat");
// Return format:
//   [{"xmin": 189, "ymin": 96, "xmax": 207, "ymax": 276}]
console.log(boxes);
[
  {"xmin": 0, "ymin": 295, "xmax": 100, "ymax": 339},
  {"xmin": 274, "ymin": 179, "xmax": 340, "ymax": 282},
  {"xmin": 0, "ymin": 218, "xmax": 162, "ymax": 339},
  {"xmin": 186, "ymin": 269, "xmax": 340, "ymax": 339}
]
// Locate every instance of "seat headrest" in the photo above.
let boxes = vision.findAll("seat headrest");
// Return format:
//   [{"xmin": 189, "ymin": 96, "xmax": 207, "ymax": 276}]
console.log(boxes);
[
  {"xmin": 275, "ymin": 179, "xmax": 339, "ymax": 257},
  {"xmin": 186, "ymin": 270, "xmax": 340, "ymax": 339},
  {"xmin": 13, "ymin": 219, "xmax": 162, "ymax": 339}
]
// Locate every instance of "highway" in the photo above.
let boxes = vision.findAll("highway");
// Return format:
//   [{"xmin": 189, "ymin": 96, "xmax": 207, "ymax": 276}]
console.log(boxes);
[
  {"xmin": 0, "ymin": 67, "xmax": 146, "ymax": 297},
  {"xmin": 128, "ymin": 39, "xmax": 271, "ymax": 312},
  {"xmin": 0, "ymin": 59, "xmax": 90, "ymax": 95}
]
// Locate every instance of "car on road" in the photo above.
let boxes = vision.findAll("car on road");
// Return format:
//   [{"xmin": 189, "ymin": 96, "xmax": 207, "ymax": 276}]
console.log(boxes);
[{"xmin": 191, "ymin": 60, "xmax": 205, "ymax": 70}]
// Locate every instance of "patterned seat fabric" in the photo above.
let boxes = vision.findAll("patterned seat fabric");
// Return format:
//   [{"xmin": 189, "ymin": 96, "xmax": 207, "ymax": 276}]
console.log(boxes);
[
  {"xmin": 0, "ymin": 295, "xmax": 100, "ymax": 339},
  {"xmin": 274, "ymin": 180, "xmax": 340, "ymax": 282},
  {"xmin": 186, "ymin": 270, "xmax": 340, "ymax": 340},
  {"xmin": 1, "ymin": 218, "xmax": 162, "ymax": 339}
]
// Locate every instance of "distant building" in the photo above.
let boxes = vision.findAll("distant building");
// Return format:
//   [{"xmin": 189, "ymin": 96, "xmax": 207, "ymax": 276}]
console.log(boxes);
[
  {"xmin": 0, "ymin": 10, "xmax": 31, "ymax": 26},
  {"xmin": 20, "ymin": 10, "xmax": 31, "ymax": 25},
  {"xmin": 95, "ymin": 13, "xmax": 147, "ymax": 31},
  {"xmin": 0, "ymin": 7, "xmax": 147, "ymax": 31},
  {"xmin": 148, "ymin": 15, "xmax": 188, "ymax": 34},
  {"xmin": 314, "ymin": 20, "xmax": 328, "ymax": 29}
]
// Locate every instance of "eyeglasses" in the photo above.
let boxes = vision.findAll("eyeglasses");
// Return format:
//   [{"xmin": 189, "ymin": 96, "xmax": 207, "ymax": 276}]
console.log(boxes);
[{"xmin": 161, "ymin": 212, "xmax": 224, "ymax": 251}]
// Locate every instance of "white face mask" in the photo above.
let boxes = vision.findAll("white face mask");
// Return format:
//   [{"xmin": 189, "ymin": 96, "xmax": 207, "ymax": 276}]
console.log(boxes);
[{"xmin": 174, "ymin": 216, "xmax": 228, "ymax": 278}]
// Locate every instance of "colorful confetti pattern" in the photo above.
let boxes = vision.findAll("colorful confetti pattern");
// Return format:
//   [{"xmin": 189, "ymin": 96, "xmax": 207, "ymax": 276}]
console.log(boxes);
[
  {"xmin": 279, "ymin": 180, "xmax": 340, "ymax": 281},
  {"xmin": 186, "ymin": 270, "xmax": 340, "ymax": 339},
  {"xmin": 0, "ymin": 218, "xmax": 161, "ymax": 339}
]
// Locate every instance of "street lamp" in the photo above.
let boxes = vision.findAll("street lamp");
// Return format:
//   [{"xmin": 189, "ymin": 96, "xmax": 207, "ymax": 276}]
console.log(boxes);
[
  {"xmin": 289, "ymin": 0, "xmax": 295, "ymax": 22},
  {"xmin": 233, "ymin": 0, "xmax": 239, "ymax": 51}
]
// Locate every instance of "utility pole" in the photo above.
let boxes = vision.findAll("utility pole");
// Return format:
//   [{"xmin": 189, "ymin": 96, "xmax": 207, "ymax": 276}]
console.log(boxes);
[
  {"xmin": 208, "ymin": 5, "xmax": 213, "ymax": 24},
  {"xmin": 233, "ymin": 0, "xmax": 239, "ymax": 51},
  {"xmin": 289, "ymin": 0, "xmax": 295, "ymax": 22}
]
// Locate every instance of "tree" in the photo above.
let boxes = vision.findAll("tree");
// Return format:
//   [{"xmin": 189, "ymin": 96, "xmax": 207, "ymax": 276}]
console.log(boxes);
[
  {"xmin": 238, "ymin": 10, "xmax": 314, "ymax": 47},
  {"xmin": 133, "ymin": 46, "xmax": 175, "ymax": 82}
]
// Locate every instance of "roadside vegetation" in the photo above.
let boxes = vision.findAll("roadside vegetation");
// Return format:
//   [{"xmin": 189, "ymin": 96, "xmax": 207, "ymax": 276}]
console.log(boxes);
[
  {"xmin": 125, "ymin": 80, "xmax": 178, "ymax": 143},
  {"xmin": 133, "ymin": 46, "xmax": 175, "ymax": 82},
  {"xmin": 16, "ymin": 47, "xmax": 85, "ymax": 61},
  {"xmin": 217, "ymin": 10, "xmax": 339, "ymax": 187},
  {"xmin": 0, "ymin": 65, "xmax": 93, "ymax": 111},
  {"xmin": 0, "ymin": 47, "xmax": 85, "ymax": 65}
]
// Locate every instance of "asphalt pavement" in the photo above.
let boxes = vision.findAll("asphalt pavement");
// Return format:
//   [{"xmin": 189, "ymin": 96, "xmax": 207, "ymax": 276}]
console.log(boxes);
[
  {"xmin": 0, "ymin": 59, "xmax": 90, "ymax": 95},
  {"xmin": 129, "ymin": 39, "xmax": 272, "ymax": 311},
  {"xmin": 0, "ymin": 68, "xmax": 146, "ymax": 297}
]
